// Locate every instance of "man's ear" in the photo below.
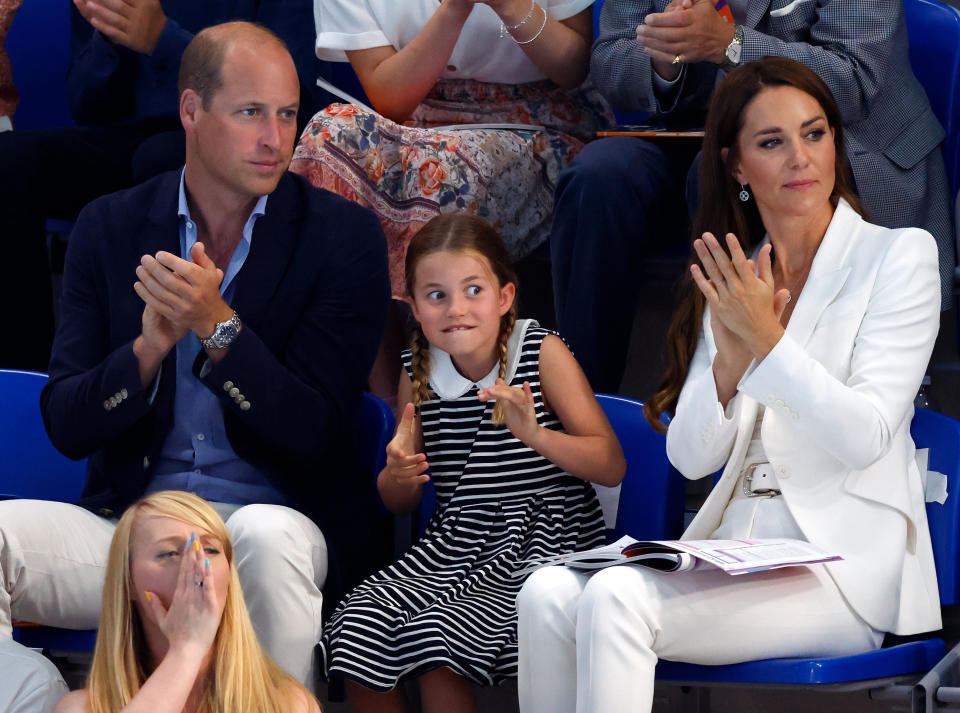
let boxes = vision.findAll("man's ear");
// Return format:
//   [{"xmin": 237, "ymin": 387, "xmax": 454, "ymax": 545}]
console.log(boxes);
[{"xmin": 179, "ymin": 89, "xmax": 203, "ymax": 128}]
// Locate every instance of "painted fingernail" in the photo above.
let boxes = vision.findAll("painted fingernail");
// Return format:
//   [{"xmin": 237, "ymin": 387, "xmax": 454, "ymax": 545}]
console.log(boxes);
[
  {"xmin": 205, "ymin": 558, "xmax": 210, "ymax": 568},
  {"xmin": 193, "ymin": 539, "xmax": 200, "ymax": 552},
  {"xmin": 145, "ymin": 591, "xmax": 152, "ymax": 602}
]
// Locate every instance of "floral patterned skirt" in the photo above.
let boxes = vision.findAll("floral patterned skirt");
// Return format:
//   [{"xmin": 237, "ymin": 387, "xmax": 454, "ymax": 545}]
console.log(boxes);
[
  {"xmin": 0, "ymin": 0, "xmax": 23, "ymax": 117},
  {"xmin": 290, "ymin": 78, "xmax": 614, "ymax": 298}
]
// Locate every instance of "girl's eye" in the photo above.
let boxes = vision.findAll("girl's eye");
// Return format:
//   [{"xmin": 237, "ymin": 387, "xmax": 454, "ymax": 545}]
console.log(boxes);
[
  {"xmin": 427, "ymin": 290, "xmax": 445, "ymax": 300},
  {"xmin": 806, "ymin": 128, "xmax": 826, "ymax": 140},
  {"xmin": 203, "ymin": 547, "xmax": 221, "ymax": 556},
  {"xmin": 759, "ymin": 137, "xmax": 782, "ymax": 149},
  {"xmin": 157, "ymin": 551, "xmax": 178, "ymax": 559},
  {"xmin": 466, "ymin": 285, "xmax": 482, "ymax": 296}
]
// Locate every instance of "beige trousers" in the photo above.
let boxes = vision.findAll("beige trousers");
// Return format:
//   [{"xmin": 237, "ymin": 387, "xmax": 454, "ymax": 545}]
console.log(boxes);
[{"xmin": 0, "ymin": 499, "xmax": 327, "ymax": 691}]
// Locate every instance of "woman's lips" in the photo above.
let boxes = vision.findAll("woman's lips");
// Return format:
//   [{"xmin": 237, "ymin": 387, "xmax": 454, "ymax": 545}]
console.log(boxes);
[{"xmin": 784, "ymin": 179, "xmax": 816, "ymax": 189}]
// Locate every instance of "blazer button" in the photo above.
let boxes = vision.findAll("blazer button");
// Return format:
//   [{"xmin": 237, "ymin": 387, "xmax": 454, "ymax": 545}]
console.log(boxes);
[
  {"xmin": 240, "ymin": 400, "xmax": 251, "ymax": 411},
  {"xmin": 103, "ymin": 400, "xmax": 111, "ymax": 410},
  {"xmin": 223, "ymin": 381, "xmax": 234, "ymax": 392},
  {"xmin": 114, "ymin": 391, "xmax": 123, "ymax": 401},
  {"xmin": 120, "ymin": 388, "xmax": 128, "ymax": 399},
  {"xmin": 229, "ymin": 387, "xmax": 240, "ymax": 398}
]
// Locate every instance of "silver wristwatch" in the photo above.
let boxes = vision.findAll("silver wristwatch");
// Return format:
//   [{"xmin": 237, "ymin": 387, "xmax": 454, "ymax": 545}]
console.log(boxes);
[
  {"xmin": 200, "ymin": 311, "xmax": 242, "ymax": 349},
  {"xmin": 724, "ymin": 25, "xmax": 744, "ymax": 68}
]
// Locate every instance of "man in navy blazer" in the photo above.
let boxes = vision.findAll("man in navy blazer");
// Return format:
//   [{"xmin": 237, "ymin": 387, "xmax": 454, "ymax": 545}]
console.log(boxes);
[{"xmin": 0, "ymin": 22, "xmax": 389, "ymax": 693}]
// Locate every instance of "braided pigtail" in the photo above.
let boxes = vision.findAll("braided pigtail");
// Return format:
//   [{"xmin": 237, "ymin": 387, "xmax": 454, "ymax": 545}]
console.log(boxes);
[
  {"xmin": 409, "ymin": 326, "xmax": 434, "ymax": 416},
  {"xmin": 490, "ymin": 308, "xmax": 517, "ymax": 426}
]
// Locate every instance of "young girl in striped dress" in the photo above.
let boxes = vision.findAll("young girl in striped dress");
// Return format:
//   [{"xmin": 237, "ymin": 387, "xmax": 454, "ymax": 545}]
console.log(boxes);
[{"xmin": 320, "ymin": 214, "xmax": 626, "ymax": 713}]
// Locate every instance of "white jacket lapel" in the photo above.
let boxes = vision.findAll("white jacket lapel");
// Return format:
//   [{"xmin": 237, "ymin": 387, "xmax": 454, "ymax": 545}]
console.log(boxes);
[{"xmin": 779, "ymin": 200, "xmax": 857, "ymax": 349}]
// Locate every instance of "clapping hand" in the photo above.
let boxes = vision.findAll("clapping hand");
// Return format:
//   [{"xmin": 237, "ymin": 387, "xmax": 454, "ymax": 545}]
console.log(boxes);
[
  {"xmin": 143, "ymin": 533, "xmax": 220, "ymax": 658},
  {"xmin": 477, "ymin": 378, "xmax": 540, "ymax": 445},
  {"xmin": 135, "ymin": 242, "xmax": 231, "ymax": 341},
  {"xmin": 73, "ymin": 0, "xmax": 167, "ymax": 55},
  {"xmin": 690, "ymin": 232, "xmax": 790, "ymax": 361},
  {"xmin": 383, "ymin": 403, "xmax": 430, "ymax": 490},
  {"xmin": 637, "ymin": 0, "xmax": 735, "ymax": 70}
]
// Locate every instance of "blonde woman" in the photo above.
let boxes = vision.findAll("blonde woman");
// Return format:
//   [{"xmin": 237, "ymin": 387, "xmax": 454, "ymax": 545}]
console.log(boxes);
[{"xmin": 53, "ymin": 491, "xmax": 321, "ymax": 713}]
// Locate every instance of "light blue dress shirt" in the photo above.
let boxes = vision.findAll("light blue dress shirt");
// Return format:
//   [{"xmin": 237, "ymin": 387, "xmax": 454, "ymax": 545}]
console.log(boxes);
[{"xmin": 147, "ymin": 170, "xmax": 289, "ymax": 506}]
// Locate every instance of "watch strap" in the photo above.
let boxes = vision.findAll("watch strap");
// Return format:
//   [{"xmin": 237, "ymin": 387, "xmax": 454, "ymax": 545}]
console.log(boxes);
[{"xmin": 199, "ymin": 311, "xmax": 242, "ymax": 350}]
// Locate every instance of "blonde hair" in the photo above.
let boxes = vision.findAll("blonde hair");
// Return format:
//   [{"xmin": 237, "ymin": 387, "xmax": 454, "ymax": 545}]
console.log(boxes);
[
  {"xmin": 405, "ymin": 215, "xmax": 518, "ymax": 424},
  {"xmin": 85, "ymin": 491, "xmax": 314, "ymax": 713}
]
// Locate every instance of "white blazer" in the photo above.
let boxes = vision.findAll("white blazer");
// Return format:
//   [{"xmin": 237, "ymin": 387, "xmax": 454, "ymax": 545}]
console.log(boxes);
[{"xmin": 667, "ymin": 199, "xmax": 942, "ymax": 636}]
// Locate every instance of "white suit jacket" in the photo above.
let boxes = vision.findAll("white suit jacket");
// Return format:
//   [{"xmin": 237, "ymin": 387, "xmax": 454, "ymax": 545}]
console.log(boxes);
[{"xmin": 667, "ymin": 199, "xmax": 942, "ymax": 635}]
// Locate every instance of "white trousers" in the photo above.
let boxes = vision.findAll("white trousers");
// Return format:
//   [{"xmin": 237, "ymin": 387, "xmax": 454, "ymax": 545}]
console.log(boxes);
[
  {"xmin": 0, "ymin": 499, "xmax": 327, "ymax": 692},
  {"xmin": 516, "ymin": 564, "xmax": 884, "ymax": 713}
]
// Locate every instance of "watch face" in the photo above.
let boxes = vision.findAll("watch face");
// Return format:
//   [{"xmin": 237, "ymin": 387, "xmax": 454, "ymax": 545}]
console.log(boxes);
[
  {"xmin": 214, "ymin": 324, "xmax": 239, "ymax": 347},
  {"xmin": 727, "ymin": 43, "xmax": 742, "ymax": 64}
]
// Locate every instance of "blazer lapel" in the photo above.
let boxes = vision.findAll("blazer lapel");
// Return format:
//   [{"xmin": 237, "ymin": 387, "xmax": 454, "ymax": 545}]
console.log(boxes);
[
  {"xmin": 231, "ymin": 173, "xmax": 302, "ymax": 331},
  {"xmin": 745, "ymin": 0, "xmax": 773, "ymax": 29},
  {"xmin": 780, "ymin": 200, "xmax": 857, "ymax": 349},
  {"xmin": 143, "ymin": 171, "xmax": 181, "ymax": 259}
]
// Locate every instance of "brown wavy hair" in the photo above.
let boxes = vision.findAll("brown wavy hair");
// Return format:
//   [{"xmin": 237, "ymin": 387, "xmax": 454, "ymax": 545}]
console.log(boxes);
[
  {"xmin": 644, "ymin": 56, "xmax": 864, "ymax": 431},
  {"xmin": 405, "ymin": 214, "xmax": 518, "ymax": 424}
]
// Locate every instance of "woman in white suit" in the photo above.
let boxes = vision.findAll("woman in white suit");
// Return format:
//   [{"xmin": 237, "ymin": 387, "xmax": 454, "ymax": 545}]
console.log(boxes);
[{"xmin": 516, "ymin": 56, "xmax": 942, "ymax": 713}]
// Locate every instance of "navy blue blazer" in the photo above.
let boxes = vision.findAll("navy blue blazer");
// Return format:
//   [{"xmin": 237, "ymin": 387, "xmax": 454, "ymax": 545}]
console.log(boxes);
[{"xmin": 40, "ymin": 170, "xmax": 391, "ymax": 590}]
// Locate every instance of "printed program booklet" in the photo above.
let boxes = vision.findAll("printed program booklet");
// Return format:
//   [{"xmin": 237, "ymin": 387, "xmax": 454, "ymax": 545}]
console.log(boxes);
[{"xmin": 519, "ymin": 537, "xmax": 842, "ymax": 576}]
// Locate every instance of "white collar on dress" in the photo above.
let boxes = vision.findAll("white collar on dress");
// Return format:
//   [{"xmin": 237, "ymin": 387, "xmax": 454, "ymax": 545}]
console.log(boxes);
[{"xmin": 428, "ymin": 318, "xmax": 536, "ymax": 400}]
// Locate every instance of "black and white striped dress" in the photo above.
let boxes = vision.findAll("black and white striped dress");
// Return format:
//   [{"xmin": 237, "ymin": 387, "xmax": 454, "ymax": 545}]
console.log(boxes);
[{"xmin": 320, "ymin": 320, "xmax": 605, "ymax": 689}]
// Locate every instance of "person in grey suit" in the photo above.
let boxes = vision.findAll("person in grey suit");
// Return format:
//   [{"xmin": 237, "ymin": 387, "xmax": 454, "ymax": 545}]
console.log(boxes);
[{"xmin": 551, "ymin": 0, "xmax": 954, "ymax": 394}]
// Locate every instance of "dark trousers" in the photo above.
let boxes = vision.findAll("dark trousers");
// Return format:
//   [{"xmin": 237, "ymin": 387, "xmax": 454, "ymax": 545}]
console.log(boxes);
[
  {"xmin": 0, "ymin": 122, "xmax": 184, "ymax": 370},
  {"xmin": 551, "ymin": 137, "xmax": 700, "ymax": 394}
]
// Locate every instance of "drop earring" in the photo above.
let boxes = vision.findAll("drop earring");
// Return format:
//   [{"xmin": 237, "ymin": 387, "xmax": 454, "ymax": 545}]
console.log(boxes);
[{"xmin": 739, "ymin": 183, "xmax": 750, "ymax": 202}]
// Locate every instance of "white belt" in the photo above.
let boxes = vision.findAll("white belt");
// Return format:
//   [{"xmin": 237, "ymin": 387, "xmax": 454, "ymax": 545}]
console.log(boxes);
[{"xmin": 741, "ymin": 462, "xmax": 781, "ymax": 497}]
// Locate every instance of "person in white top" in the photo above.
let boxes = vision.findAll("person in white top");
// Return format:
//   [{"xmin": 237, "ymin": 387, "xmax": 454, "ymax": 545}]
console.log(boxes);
[
  {"xmin": 515, "ymin": 56, "xmax": 942, "ymax": 713},
  {"xmin": 290, "ymin": 0, "xmax": 613, "ymax": 401}
]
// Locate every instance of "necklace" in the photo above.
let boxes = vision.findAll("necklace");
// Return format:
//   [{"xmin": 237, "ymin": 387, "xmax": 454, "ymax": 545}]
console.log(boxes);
[{"xmin": 779, "ymin": 259, "xmax": 813, "ymax": 305}]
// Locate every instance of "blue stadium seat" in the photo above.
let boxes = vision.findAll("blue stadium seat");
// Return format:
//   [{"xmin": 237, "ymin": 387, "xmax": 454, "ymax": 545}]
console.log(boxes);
[
  {"xmin": 904, "ymin": 0, "xmax": 960, "ymax": 196},
  {"xmin": 0, "ymin": 369, "xmax": 96, "ymax": 651},
  {"xmin": 595, "ymin": 394, "xmax": 685, "ymax": 542},
  {"xmin": 5, "ymin": 0, "xmax": 73, "ymax": 129},
  {"xmin": 651, "ymin": 408, "xmax": 960, "ymax": 708},
  {"xmin": 0, "ymin": 369, "xmax": 85, "ymax": 502},
  {"xmin": 359, "ymin": 392, "xmax": 396, "ymax": 515}
]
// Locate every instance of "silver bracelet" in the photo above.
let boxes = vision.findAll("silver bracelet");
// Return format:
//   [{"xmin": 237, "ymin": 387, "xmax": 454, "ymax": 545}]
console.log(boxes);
[
  {"xmin": 499, "ymin": 0, "xmax": 536, "ymax": 38},
  {"xmin": 514, "ymin": 4, "xmax": 547, "ymax": 45}
]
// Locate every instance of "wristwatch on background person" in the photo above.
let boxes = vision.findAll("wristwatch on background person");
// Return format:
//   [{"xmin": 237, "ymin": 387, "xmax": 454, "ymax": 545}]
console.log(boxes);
[
  {"xmin": 200, "ymin": 311, "xmax": 242, "ymax": 349},
  {"xmin": 723, "ymin": 25, "xmax": 744, "ymax": 68}
]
